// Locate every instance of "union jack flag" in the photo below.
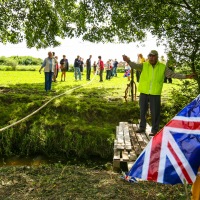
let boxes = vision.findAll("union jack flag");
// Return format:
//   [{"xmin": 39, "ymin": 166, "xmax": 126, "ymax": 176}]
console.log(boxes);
[{"xmin": 128, "ymin": 95, "xmax": 200, "ymax": 184}]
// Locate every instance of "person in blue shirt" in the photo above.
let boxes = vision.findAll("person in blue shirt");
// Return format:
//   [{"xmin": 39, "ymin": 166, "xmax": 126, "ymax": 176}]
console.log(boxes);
[
  {"xmin": 113, "ymin": 59, "xmax": 119, "ymax": 77},
  {"xmin": 74, "ymin": 55, "xmax": 81, "ymax": 80}
]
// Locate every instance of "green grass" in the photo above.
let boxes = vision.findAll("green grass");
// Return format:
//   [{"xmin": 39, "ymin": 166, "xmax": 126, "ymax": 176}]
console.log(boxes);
[
  {"xmin": 0, "ymin": 69, "xmax": 183, "ymax": 97},
  {"xmin": 0, "ymin": 68, "xmax": 196, "ymax": 200},
  {"xmin": 0, "ymin": 69, "xmax": 194, "ymax": 159}
]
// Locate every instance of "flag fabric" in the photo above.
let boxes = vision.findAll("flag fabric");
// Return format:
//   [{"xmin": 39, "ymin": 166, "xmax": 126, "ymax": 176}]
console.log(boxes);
[{"xmin": 128, "ymin": 95, "xmax": 200, "ymax": 184}]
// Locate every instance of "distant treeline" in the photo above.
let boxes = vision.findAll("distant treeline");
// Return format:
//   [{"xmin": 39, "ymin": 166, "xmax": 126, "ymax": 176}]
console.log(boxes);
[{"xmin": 0, "ymin": 56, "xmax": 43, "ymax": 67}]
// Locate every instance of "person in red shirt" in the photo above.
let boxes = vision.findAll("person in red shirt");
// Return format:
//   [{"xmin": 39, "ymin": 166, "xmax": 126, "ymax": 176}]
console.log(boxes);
[{"xmin": 98, "ymin": 56, "xmax": 104, "ymax": 82}]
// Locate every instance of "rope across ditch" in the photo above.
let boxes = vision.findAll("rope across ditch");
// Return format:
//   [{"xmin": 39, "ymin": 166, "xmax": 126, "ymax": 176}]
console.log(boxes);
[{"xmin": 0, "ymin": 74, "xmax": 97, "ymax": 132}]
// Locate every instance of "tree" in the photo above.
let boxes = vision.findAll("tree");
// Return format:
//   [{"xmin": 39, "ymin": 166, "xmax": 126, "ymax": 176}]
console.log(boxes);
[
  {"xmin": 1, "ymin": 0, "xmax": 200, "ymax": 93},
  {"xmin": 0, "ymin": 0, "xmax": 78, "ymax": 48}
]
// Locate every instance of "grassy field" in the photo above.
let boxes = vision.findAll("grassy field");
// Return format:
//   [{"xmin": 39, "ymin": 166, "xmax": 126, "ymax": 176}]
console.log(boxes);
[
  {"xmin": 0, "ymin": 68, "xmax": 195, "ymax": 200},
  {"xmin": 0, "ymin": 68, "xmax": 183, "ymax": 97}
]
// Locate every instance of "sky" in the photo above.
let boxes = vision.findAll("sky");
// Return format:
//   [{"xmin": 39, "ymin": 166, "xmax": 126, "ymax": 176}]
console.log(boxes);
[{"xmin": 0, "ymin": 34, "xmax": 167, "ymax": 65}]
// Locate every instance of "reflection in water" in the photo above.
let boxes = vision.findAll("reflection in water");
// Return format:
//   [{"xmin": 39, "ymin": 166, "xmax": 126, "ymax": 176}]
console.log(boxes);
[
  {"xmin": 0, "ymin": 155, "xmax": 54, "ymax": 167},
  {"xmin": 0, "ymin": 156, "xmax": 108, "ymax": 168}
]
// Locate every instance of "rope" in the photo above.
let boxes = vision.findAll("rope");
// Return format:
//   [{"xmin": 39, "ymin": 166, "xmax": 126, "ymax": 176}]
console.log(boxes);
[{"xmin": 0, "ymin": 72, "xmax": 97, "ymax": 132}]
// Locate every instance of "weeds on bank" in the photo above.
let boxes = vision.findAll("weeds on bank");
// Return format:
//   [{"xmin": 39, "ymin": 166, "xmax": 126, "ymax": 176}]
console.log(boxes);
[
  {"xmin": 0, "ymin": 164, "xmax": 192, "ymax": 200},
  {"xmin": 0, "ymin": 70, "xmax": 197, "ymax": 161}
]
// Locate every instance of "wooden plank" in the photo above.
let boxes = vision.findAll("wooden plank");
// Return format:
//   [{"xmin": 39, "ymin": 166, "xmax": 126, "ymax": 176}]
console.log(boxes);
[
  {"xmin": 134, "ymin": 146, "xmax": 142, "ymax": 156},
  {"xmin": 131, "ymin": 123, "xmax": 150, "ymax": 145},
  {"xmin": 119, "ymin": 122, "xmax": 126, "ymax": 130},
  {"xmin": 139, "ymin": 133, "xmax": 150, "ymax": 145},
  {"xmin": 129, "ymin": 126, "xmax": 143, "ymax": 155},
  {"xmin": 133, "ymin": 129, "xmax": 145, "ymax": 149},
  {"xmin": 123, "ymin": 125, "xmax": 129, "ymax": 136},
  {"xmin": 125, "ymin": 145, "xmax": 132, "ymax": 151},
  {"xmin": 121, "ymin": 151, "xmax": 129, "ymax": 161},
  {"xmin": 117, "ymin": 134, "xmax": 124, "ymax": 143},
  {"xmin": 131, "ymin": 124, "xmax": 138, "ymax": 132},
  {"xmin": 124, "ymin": 124, "xmax": 132, "ymax": 150},
  {"xmin": 114, "ymin": 121, "xmax": 151, "ymax": 171},
  {"xmin": 129, "ymin": 151, "xmax": 137, "ymax": 161},
  {"xmin": 133, "ymin": 122, "xmax": 152, "ymax": 144},
  {"xmin": 135, "ymin": 133, "xmax": 143, "ymax": 142},
  {"xmin": 113, "ymin": 149, "xmax": 120, "ymax": 160},
  {"xmin": 137, "ymin": 133, "xmax": 148, "ymax": 149},
  {"xmin": 114, "ymin": 139, "xmax": 118, "ymax": 149},
  {"xmin": 116, "ymin": 145, "xmax": 124, "ymax": 149},
  {"xmin": 130, "ymin": 124, "xmax": 147, "ymax": 155},
  {"xmin": 146, "ymin": 123, "xmax": 152, "ymax": 139},
  {"xmin": 130, "ymin": 137, "xmax": 142, "ymax": 155},
  {"xmin": 116, "ymin": 123, "xmax": 125, "ymax": 150}
]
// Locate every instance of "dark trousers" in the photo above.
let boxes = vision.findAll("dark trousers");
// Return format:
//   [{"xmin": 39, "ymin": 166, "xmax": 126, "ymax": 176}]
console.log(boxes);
[
  {"xmin": 110, "ymin": 68, "xmax": 114, "ymax": 77},
  {"xmin": 113, "ymin": 67, "xmax": 117, "ymax": 76},
  {"xmin": 99, "ymin": 69, "xmax": 104, "ymax": 81},
  {"xmin": 86, "ymin": 67, "xmax": 91, "ymax": 80},
  {"xmin": 45, "ymin": 72, "xmax": 53, "ymax": 91},
  {"xmin": 106, "ymin": 70, "xmax": 111, "ymax": 79},
  {"xmin": 139, "ymin": 93, "xmax": 161, "ymax": 134}
]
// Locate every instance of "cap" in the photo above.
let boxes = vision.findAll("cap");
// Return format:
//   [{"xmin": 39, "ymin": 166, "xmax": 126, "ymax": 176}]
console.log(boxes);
[{"xmin": 148, "ymin": 50, "xmax": 158, "ymax": 56}]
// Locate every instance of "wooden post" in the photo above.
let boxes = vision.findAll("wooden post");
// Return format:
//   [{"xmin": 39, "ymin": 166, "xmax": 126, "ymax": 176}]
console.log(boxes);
[{"xmin": 131, "ymin": 69, "xmax": 134, "ymax": 101}]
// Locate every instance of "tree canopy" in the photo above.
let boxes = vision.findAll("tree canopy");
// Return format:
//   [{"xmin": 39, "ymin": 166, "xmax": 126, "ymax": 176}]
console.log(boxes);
[{"xmin": 1, "ymin": 0, "xmax": 200, "ymax": 92}]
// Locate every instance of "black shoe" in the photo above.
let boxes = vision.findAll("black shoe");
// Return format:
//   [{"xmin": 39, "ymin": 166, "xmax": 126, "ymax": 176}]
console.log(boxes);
[
  {"xmin": 136, "ymin": 128, "xmax": 145, "ymax": 133},
  {"xmin": 149, "ymin": 133, "xmax": 156, "ymax": 136}
]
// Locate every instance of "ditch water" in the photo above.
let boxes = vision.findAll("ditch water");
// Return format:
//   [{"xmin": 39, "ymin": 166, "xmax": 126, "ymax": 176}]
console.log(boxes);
[
  {"xmin": 0, "ymin": 155, "xmax": 109, "ymax": 168},
  {"xmin": 0, "ymin": 155, "xmax": 60, "ymax": 167}
]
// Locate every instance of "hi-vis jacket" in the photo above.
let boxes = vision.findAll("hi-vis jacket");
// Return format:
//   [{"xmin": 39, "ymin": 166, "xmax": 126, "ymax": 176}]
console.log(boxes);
[
  {"xmin": 139, "ymin": 62, "xmax": 165, "ymax": 95},
  {"xmin": 128, "ymin": 60, "xmax": 186, "ymax": 95}
]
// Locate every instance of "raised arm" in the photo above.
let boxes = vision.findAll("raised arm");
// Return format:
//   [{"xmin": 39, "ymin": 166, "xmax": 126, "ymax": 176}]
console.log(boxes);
[{"xmin": 122, "ymin": 55, "xmax": 143, "ymax": 71}]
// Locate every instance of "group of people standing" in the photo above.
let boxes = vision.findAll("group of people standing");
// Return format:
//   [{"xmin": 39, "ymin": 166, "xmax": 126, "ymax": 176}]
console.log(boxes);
[
  {"xmin": 39, "ymin": 51, "xmax": 119, "ymax": 92},
  {"xmin": 73, "ymin": 55, "xmax": 92, "ymax": 81},
  {"xmin": 75, "ymin": 55, "xmax": 119, "ymax": 82},
  {"xmin": 39, "ymin": 52, "xmax": 70, "ymax": 92},
  {"xmin": 73, "ymin": 55, "xmax": 119, "ymax": 82}
]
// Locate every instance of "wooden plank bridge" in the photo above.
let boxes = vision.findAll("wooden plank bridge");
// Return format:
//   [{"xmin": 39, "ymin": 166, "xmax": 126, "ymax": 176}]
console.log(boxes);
[{"xmin": 113, "ymin": 122, "xmax": 152, "ymax": 172}]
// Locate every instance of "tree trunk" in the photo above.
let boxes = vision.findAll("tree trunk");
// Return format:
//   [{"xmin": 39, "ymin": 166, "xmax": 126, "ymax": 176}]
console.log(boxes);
[{"xmin": 196, "ymin": 78, "xmax": 200, "ymax": 94}]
